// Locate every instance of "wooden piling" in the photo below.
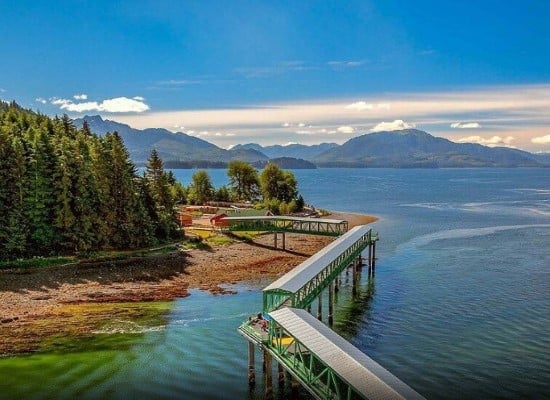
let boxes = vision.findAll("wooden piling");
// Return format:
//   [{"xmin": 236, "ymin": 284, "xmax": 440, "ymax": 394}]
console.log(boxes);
[
  {"xmin": 328, "ymin": 281, "xmax": 334, "ymax": 326},
  {"xmin": 290, "ymin": 376, "xmax": 300, "ymax": 399},
  {"xmin": 248, "ymin": 341, "xmax": 255, "ymax": 387},
  {"xmin": 264, "ymin": 350, "xmax": 273, "ymax": 399},
  {"xmin": 282, "ymin": 232, "xmax": 286, "ymax": 250},
  {"xmin": 274, "ymin": 232, "xmax": 278, "ymax": 249},
  {"xmin": 352, "ymin": 262, "xmax": 357, "ymax": 295},
  {"xmin": 372, "ymin": 241, "xmax": 376, "ymax": 272},
  {"xmin": 368, "ymin": 243, "xmax": 372, "ymax": 268},
  {"xmin": 277, "ymin": 362, "xmax": 285, "ymax": 386}
]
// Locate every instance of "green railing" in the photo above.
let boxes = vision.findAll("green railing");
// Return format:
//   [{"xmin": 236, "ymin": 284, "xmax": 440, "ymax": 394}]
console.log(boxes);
[
  {"xmin": 268, "ymin": 316, "xmax": 365, "ymax": 400},
  {"xmin": 262, "ymin": 229, "xmax": 377, "ymax": 313},
  {"xmin": 224, "ymin": 217, "xmax": 349, "ymax": 237}
]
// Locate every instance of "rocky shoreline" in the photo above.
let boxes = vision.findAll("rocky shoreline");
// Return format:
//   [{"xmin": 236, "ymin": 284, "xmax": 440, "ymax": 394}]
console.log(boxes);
[{"xmin": 0, "ymin": 212, "xmax": 377, "ymax": 356}]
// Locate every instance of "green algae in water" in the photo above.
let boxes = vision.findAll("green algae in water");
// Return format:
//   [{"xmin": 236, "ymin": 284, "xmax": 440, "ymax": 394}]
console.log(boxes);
[
  {"xmin": 38, "ymin": 301, "xmax": 173, "ymax": 353},
  {"xmin": 0, "ymin": 301, "xmax": 173, "ymax": 400}
]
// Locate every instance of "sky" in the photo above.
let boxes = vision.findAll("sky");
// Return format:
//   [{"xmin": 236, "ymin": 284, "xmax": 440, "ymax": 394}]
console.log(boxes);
[{"xmin": 1, "ymin": 0, "xmax": 550, "ymax": 152}]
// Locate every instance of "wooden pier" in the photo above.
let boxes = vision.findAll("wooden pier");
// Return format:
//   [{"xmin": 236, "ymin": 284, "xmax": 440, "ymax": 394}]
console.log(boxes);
[{"xmin": 238, "ymin": 225, "xmax": 423, "ymax": 399}]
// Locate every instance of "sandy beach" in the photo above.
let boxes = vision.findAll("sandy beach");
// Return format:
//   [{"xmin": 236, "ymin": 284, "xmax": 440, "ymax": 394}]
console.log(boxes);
[{"xmin": 0, "ymin": 212, "xmax": 377, "ymax": 355}]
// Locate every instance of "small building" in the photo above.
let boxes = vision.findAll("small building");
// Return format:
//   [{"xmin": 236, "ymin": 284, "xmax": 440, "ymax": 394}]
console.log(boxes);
[
  {"xmin": 178, "ymin": 213, "xmax": 193, "ymax": 227},
  {"xmin": 210, "ymin": 213, "xmax": 229, "ymax": 227}
]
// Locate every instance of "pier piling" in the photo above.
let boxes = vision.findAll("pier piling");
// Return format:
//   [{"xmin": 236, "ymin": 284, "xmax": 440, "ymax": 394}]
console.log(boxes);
[
  {"xmin": 264, "ymin": 350, "xmax": 273, "ymax": 399},
  {"xmin": 247, "ymin": 341, "xmax": 255, "ymax": 387},
  {"xmin": 328, "ymin": 281, "xmax": 334, "ymax": 326}
]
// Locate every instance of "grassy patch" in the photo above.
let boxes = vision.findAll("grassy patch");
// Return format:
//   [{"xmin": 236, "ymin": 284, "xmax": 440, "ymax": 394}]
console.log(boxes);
[
  {"xmin": 230, "ymin": 231, "xmax": 261, "ymax": 241},
  {"xmin": 0, "ymin": 256, "xmax": 75, "ymax": 270},
  {"xmin": 0, "ymin": 243, "xmax": 181, "ymax": 270},
  {"xmin": 205, "ymin": 235, "xmax": 234, "ymax": 246}
]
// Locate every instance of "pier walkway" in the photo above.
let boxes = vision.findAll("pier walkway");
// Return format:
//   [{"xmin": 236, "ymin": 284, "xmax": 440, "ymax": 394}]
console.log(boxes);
[
  {"xmin": 262, "ymin": 225, "xmax": 377, "ymax": 313},
  {"xmin": 238, "ymin": 223, "xmax": 423, "ymax": 399},
  {"xmin": 222, "ymin": 216, "xmax": 349, "ymax": 236},
  {"xmin": 267, "ymin": 307, "xmax": 425, "ymax": 400}
]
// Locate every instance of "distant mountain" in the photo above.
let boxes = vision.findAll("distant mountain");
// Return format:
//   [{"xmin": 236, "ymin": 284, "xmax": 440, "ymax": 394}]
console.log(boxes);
[
  {"xmin": 75, "ymin": 117, "xmax": 546, "ymax": 168},
  {"xmin": 252, "ymin": 157, "xmax": 316, "ymax": 169},
  {"xmin": 531, "ymin": 152, "xmax": 550, "ymax": 165},
  {"xmin": 233, "ymin": 142, "xmax": 338, "ymax": 160},
  {"xmin": 313, "ymin": 129, "xmax": 543, "ymax": 168},
  {"xmin": 73, "ymin": 115, "xmax": 268, "ymax": 164}
]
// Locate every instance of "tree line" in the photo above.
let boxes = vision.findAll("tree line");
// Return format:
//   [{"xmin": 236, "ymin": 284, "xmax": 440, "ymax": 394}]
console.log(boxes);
[
  {"xmin": 0, "ymin": 102, "xmax": 182, "ymax": 261},
  {"xmin": 0, "ymin": 101, "xmax": 305, "ymax": 261},
  {"xmin": 186, "ymin": 160, "xmax": 304, "ymax": 215}
]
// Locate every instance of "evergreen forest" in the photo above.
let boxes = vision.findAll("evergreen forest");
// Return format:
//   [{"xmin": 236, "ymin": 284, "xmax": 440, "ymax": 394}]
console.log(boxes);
[{"xmin": 0, "ymin": 101, "xmax": 182, "ymax": 261}]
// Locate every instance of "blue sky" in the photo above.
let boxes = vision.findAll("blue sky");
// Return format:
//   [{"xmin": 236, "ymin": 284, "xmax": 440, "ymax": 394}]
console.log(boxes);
[{"xmin": 1, "ymin": 0, "xmax": 550, "ymax": 151}]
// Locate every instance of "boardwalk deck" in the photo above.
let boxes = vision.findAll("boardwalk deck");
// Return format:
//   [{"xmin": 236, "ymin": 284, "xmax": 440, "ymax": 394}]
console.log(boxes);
[
  {"xmin": 268, "ymin": 308, "xmax": 425, "ymax": 400},
  {"xmin": 262, "ymin": 225, "xmax": 376, "ymax": 312},
  {"xmin": 221, "ymin": 215, "xmax": 349, "ymax": 236}
]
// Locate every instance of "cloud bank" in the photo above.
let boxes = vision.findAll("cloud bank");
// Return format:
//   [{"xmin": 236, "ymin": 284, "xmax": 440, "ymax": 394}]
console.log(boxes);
[
  {"xmin": 451, "ymin": 122, "xmax": 481, "ymax": 129},
  {"xmin": 51, "ymin": 96, "xmax": 149, "ymax": 113},
  {"xmin": 456, "ymin": 135, "xmax": 515, "ymax": 147},
  {"xmin": 531, "ymin": 134, "xmax": 550, "ymax": 144},
  {"xmin": 108, "ymin": 84, "xmax": 550, "ymax": 150},
  {"xmin": 370, "ymin": 120, "xmax": 415, "ymax": 132}
]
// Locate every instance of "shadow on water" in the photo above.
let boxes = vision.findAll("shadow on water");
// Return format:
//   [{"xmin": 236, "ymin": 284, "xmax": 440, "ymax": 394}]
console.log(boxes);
[{"xmin": 333, "ymin": 270, "xmax": 376, "ymax": 340}]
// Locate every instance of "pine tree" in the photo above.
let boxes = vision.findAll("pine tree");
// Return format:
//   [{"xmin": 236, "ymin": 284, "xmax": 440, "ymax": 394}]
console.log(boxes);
[
  {"xmin": 145, "ymin": 149, "xmax": 178, "ymax": 239},
  {"xmin": 27, "ymin": 129, "xmax": 58, "ymax": 253}
]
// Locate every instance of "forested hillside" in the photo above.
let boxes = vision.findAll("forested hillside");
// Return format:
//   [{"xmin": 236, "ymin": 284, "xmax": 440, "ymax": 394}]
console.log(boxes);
[{"xmin": 0, "ymin": 102, "xmax": 182, "ymax": 261}]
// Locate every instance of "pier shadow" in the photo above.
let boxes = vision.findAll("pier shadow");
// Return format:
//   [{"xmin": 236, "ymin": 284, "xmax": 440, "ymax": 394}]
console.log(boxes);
[
  {"xmin": 223, "ymin": 231, "xmax": 311, "ymax": 257},
  {"xmin": 333, "ymin": 275, "xmax": 376, "ymax": 339}
]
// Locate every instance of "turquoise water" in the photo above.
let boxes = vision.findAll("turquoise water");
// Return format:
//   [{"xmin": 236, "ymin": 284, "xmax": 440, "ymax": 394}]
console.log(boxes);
[{"xmin": 1, "ymin": 168, "xmax": 549, "ymax": 399}]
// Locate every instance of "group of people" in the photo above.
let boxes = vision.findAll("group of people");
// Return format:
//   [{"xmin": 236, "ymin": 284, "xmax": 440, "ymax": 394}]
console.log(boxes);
[{"xmin": 249, "ymin": 313, "xmax": 269, "ymax": 332}]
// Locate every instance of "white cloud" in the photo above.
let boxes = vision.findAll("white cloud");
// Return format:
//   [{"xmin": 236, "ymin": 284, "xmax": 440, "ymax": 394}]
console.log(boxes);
[
  {"xmin": 73, "ymin": 94, "xmax": 87, "ymax": 100},
  {"xmin": 51, "ymin": 98, "xmax": 71, "ymax": 106},
  {"xmin": 282, "ymin": 122, "xmax": 291, "ymax": 127},
  {"xmin": 451, "ymin": 122, "xmax": 481, "ymax": 129},
  {"xmin": 370, "ymin": 120, "xmax": 415, "ymax": 132},
  {"xmin": 298, "ymin": 122, "xmax": 306, "ymax": 127},
  {"xmin": 51, "ymin": 96, "xmax": 149, "ymax": 113},
  {"xmin": 346, "ymin": 101, "xmax": 374, "ymax": 111},
  {"xmin": 295, "ymin": 130, "xmax": 315, "ymax": 135},
  {"xmin": 60, "ymin": 101, "xmax": 102, "ymax": 112},
  {"xmin": 456, "ymin": 135, "xmax": 515, "ymax": 147},
  {"xmin": 345, "ymin": 101, "xmax": 391, "ymax": 111},
  {"xmin": 157, "ymin": 80, "xmax": 202, "ymax": 86},
  {"xmin": 226, "ymin": 133, "xmax": 235, "ymax": 137},
  {"xmin": 215, "ymin": 132, "xmax": 223, "ymax": 136},
  {"xmin": 337, "ymin": 126, "xmax": 355, "ymax": 134},
  {"xmin": 283, "ymin": 142, "xmax": 298, "ymax": 146},
  {"xmin": 35, "ymin": 97, "xmax": 47, "ymax": 104},
  {"xmin": 531, "ymin": 134, "xmax": 550, "ymax": 144},
  {"xmin": 328, "ymin": 60, "xmax": 367, "ymax": 69},
  {"xmin": 99, "ymin": 97, "xmax": 149, "ymax": 113},
  {"xmin": 0, "ymin": 88, "xmax": 6, "ymax": 93},
  {"xmin": 133, "ymin": 96, "xmax": 145, "ymax": 101}
]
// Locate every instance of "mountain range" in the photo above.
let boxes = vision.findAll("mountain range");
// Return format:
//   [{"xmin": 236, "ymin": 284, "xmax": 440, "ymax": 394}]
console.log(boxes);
[
  {"xmin": 73, "ymin": 115, "xmax": 268, "ymax": 164},
  {"xmin": 74, "ymin": 115, "xmax": 548, "ymax": 168}
]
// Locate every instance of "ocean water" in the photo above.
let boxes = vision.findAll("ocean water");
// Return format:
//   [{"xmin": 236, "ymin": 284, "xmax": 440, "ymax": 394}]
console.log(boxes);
[{"xmin": 1, "ymin": 168, "xmax": 549, "ymax": 399}]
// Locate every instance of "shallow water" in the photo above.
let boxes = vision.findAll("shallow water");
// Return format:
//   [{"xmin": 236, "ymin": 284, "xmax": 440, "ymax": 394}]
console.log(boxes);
[{"xmin": 1, "ymin": 168, "xmax": 549, "ymax": 399}]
